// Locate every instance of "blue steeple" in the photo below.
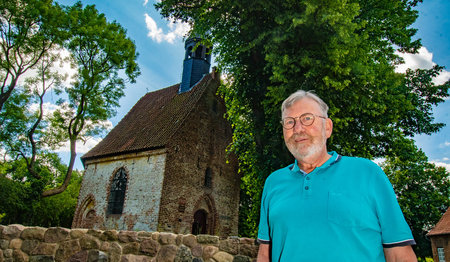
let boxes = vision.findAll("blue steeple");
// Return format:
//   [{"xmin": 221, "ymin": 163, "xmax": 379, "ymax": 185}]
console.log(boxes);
[{"xmin": 179, "ymin": 37, "xmax": 212, "ymax": 93}]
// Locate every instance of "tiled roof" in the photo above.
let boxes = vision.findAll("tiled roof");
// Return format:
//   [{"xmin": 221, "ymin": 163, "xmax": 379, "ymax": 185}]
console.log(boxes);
[
  {"xmin": 427, "ymin": 207, "xmax": 450, "ymax": 236},
  {"xmin": 81, "ymin": 73, "xmax": 218, "ymax": 162}
]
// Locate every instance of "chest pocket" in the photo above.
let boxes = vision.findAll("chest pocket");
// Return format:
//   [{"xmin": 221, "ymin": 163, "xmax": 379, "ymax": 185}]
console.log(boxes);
[{"xmin": 328, "ymin": 191, "xmax": 367, "ymax": 228}]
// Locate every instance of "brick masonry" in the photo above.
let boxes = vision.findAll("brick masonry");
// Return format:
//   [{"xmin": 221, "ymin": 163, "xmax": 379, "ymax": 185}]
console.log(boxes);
[
  {"xmin": 73, "ymin": 73, "xmax": 240, "ymax": 237},
  {"xmin": 0, "ymin": 224, "xmax": 258, "ymax": 262}
]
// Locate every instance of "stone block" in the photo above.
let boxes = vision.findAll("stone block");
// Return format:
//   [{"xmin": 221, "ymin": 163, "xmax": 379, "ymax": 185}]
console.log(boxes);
[
  {"xmin": 191, "ymin": 245, "xmax": 203, "ymax": 257},
  {"xmin": 121, "ymin": 242, "xmax": 139, "ymax": 254},
  {"xmin": 79, "ymin": 234, "xmax": 100, "ymax": 250},
  {"xmin": 21, "ymin": 239, "xmax": 40, "ymax": 254},
  {"xmin": 29, "ymin": 255, "xmax": 55, "ymax": 262},
  {"xmin": 232, "ymin": 255, "xmax": 251, "ymax": 262},
  {"xmin": 212, "ymin": 251, "xmax": 233, "ymax": 262},
  {"xmin": 54, "ymin": 239, "xmax": 81, "ymax": 261},
  {"xmin": 21, "ymin": 227, "xmax": 46, "ymax": 241},
  {"xmin": 197, "ymin": 235, "xmax": 219, "ymax": 245},
  {"xmin": 238, "ymin": 238, "xmax": 254, "ymax": 245},
  {"xmin": 158, "ymin": 232, "xmax": 177, "ymax": 245},
  {"xmin": 88, "ymin": 250, "xmax": 108, "ymax": 262},
  {"xmin": 120, "ymin": 254, "xmax": 152, "ymax": 262},
  {"xmin": 174, "ymin": 244, "xmax": 192, "ymax": 262},
  {"xmin": 70, "ymin": 229, "xmax": 88, "ymax": 239},
  {"xmin": 87, "ymin": 229, "xmax": 103, "ymax": 239},
  {"xmin": 0, "ymin": 239, "xmax": 9, "ymax": 249},
  {"xmin": 118, "ymin": 231, "xmax": 138, "ymax": 243},
  {"xmin": 155, "ymin": 245, "xmax": 177, "ymax": 262},
  {"xmin": 67, "ymin": 250, "xmax": 88, "ymax": 262},
  {"xmin": 31, "ymin": 243, "xmax": 58, "ymax": 256},
  {"xmin": 101, "ymin": 230, "xmax": 119, "ymax": 241},
  {"xmin": 238, "ymin": 244, "xmax": 257, "ymax": 258},
  {"xmin": 12, "ymin": 249, "xmax": 28, "ymax": 262},
  {"xmin": 3, "ymin": 249, "xmax": 12, "ymax": 258},
  {"xmin": 9, "ymin": 238, "xmax": 22, "ymax": 249},
  {"xmin": 219, "ymin": 238, "xmax": 238, "ymax": 255},
  {"xmin": 108, "ymin": 241, "xmax": 123, "ymax": 255},
  {"xmin": 2, "ymin": 225, "xmax": 25, "ymax": 239},
  {"xmin": 137, "ymin": 231, "xmax": 152, "ymax": 239},
  {"xmin": 140, "ymin": 238, "xmax": 159, "ymax": 256},
  {"xmin": 182, "ymin": 234, "xmax": 197, "ymax": 248},
  {"xmin": 202, "ymin": 246, "xmax": 218, "ymax": 260},
  {"xmin": 44, "ymin": 228, "xmax": 69, "ymax": 243}
]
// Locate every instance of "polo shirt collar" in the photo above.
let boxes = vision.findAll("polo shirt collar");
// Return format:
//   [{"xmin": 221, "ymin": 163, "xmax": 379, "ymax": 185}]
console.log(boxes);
[{"xmin": 290, "ymin": 151, "xmax": 341, "ymax": 174}]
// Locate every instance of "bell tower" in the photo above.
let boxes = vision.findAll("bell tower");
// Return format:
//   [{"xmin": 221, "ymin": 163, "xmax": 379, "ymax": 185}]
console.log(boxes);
[{"xmin": 179, "ymin": 37, "xmax": 212, "ymax": 93}]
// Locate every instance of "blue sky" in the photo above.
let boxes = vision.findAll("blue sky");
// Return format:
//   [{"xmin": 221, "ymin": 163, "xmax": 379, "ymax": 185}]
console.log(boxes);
[{"xmin": 54, "ymin": 0, "xmax": 449, "ymax": 171}]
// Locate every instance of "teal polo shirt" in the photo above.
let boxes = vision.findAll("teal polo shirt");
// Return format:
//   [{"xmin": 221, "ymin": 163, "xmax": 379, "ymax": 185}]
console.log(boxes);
[{"xmin": 257, "ymin": 152, "xmax": 415, "ymax": 261}]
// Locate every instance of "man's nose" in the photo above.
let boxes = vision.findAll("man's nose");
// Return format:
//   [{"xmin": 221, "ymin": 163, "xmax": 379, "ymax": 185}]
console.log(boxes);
[{"xmin": 292, "ymin": 118, "xmax": 305, "ymax": 132}]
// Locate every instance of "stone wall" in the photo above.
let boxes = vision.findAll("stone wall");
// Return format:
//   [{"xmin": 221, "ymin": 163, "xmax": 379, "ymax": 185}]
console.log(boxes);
[{"xmin": 0, "ymin": 225, "xmax": 258, "ymax": 262}]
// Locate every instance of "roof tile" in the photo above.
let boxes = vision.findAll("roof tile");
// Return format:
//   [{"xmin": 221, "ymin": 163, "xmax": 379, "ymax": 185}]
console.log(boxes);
[{"xmin": 81, "ymin": 73, "xmax": 218, "ymax": 161}]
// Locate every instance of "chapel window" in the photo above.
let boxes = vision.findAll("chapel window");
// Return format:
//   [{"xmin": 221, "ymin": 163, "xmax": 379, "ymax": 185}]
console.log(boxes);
[
  {"xmin": 107, "ymin": 167, "xmax": 128, "ymax": 215},
  {"xmin": 204, "ymin": 167, "xmax": 212, "ymax": 188},
  {"xmin": 438, "ymin": 247, "xmax": 445, "ymax": 262}
]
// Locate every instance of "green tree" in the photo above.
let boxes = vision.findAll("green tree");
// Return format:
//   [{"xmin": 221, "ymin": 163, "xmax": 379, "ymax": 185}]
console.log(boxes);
[
  {"xmin": 383, "ymin": 139, "xmax": 449, "ymax": 259},
  {"xmin": 0, "ymin": 0, "xmax": 140, "ymax": 199},
  {"xmin": 41, "ymin": 1, "xmax": 140, "ymax": 197},
  {"xmin": 0, "ymin": 153, "xmax": 82, "ymax": 227},
  {"xmin": 0, "ymin": 0, "xmax": 64, "ymax": 112},
  {"xmin": 156, "ymin": 0, "xmax": 449, "ymax": 238}
]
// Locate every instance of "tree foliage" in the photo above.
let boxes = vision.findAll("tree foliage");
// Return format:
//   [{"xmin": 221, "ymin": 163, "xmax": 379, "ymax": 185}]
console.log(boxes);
[
  {"xmin": 0, "ymin": 153, "xmax": 82, "ymax": 227},
  {"xmin": 0, "ymin": 0, "xmax": 140, "ymax": 200},
  {"xmin": 383, "ymin": 139, "xmax": 449, "ymax": 258},
  {"xmin": 156, "ymin": 0, "xmax": 449, "ymax": 239}
]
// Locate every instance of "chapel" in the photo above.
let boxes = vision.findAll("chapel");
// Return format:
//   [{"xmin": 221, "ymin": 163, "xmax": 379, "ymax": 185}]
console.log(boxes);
[{"xmin": 72, "ymin": 38, "xmax": 240, "ymax": 237}]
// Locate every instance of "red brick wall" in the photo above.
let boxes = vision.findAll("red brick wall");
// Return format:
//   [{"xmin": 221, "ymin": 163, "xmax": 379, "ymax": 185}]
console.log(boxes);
[{"xmin": 158, "ymin": 80, "xmax": 240, "ymax": 236}]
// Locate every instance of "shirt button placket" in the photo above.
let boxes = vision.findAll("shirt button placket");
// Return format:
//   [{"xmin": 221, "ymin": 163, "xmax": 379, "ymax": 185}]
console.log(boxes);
[{"xmin": 303, "ymin": 175, "xmax": 312, "ymax": 197}]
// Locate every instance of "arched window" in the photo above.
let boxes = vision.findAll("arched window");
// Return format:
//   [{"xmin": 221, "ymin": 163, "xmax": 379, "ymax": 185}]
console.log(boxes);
[
  {"xmin": 204, "ymin": 167, "xmax": 212, "ymax": 188},
  {"xmin": 107, "ymin": 168, "xmax": 127, "ymax": 215}
]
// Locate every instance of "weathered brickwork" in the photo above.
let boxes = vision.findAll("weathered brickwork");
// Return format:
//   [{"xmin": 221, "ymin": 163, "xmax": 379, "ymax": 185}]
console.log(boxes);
[
  {"xmin": 159, "ymin": 81, "xmax": 240, "ymax": 236},
  {"xmin": 0, "ymin": 225, "xmax": 258, "ymax": 262},
  {"xmin": 74, "ymin": 72, "xmax": 240, "ymax": 237},
  {"xmin": 73, "ymin": 151, "xmax": 167, "ymax": 231}
]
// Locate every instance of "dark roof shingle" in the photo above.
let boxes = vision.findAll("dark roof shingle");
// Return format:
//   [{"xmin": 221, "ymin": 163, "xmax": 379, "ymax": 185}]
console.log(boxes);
[{"xmin": 81, "ymin": 73, "xmax": 218, "ymax": 162}]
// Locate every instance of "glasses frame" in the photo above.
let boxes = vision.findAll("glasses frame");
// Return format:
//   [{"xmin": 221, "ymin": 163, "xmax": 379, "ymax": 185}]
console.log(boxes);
[{"xmin": 280, "ymin": 113, "xmax": 327, "ymax": 129}]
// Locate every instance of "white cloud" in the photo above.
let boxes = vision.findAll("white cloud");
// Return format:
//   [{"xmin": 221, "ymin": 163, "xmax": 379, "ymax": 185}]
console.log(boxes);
[
  {"xmin": 430, "ymin": 161, "xmax": 450, "ymax": 172},
  {"xmin": 53, "ymin": 136, "xmax": 103, "ymax": 154},
  {"xmin": 439, "ymin": 141, "xmax": 450, "ymax": 148},
  {"xmin": 395, "ymin": 47, "xmax": 450, "ymax": 85},
  {"xmin": 143, "ymin": 0, "xmax": 148, "ymax": 6},
  {"xmin": 144, "ymin": 14, "xmax": 190, "ymax": 44}
]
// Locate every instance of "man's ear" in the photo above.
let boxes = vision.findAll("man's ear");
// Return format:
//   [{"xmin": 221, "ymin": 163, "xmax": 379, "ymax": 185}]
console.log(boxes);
[{"xmin": 325, "ymin": 118, "xmax": 333, "ymax": 138}]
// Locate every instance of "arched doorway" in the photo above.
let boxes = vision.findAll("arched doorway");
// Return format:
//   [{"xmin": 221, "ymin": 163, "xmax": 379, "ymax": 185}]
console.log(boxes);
[{"xmin": 192, "ymin": 209, "xmax": 208, "ymax": 235}]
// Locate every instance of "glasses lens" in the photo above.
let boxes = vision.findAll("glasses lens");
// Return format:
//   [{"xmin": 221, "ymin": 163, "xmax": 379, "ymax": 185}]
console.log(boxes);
[
  {"xmin": 300, "ymin": 114, "xmax": 315, "ymax": 126},
  {"xmin": 283, "ymin": 117, "xmax": 295, "ymax": 129}
]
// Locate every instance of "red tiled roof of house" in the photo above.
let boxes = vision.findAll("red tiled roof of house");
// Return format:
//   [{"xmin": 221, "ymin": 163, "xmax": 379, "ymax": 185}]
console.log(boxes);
[
  {"xmin": 81, "ymin": 72, "xmax": 218, "ymax": 162},
  {"xmin": 427, "ymin": 207, "xmax": 450, "ymax": 236}
]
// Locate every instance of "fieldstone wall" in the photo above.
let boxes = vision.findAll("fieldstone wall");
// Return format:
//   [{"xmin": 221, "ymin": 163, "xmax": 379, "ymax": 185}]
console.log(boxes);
[{"xmin": 0, "ymin": 225, "xmax": 258, "ymax": 262}]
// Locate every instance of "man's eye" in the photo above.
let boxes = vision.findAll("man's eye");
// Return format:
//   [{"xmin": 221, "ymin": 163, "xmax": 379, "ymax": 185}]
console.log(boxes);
[{"xmin": 285, "ymin": 119, "xmax": 294, "ymax": 125}]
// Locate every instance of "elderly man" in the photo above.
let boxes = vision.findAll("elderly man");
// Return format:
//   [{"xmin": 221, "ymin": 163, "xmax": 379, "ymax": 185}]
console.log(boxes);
[{"xmin": 257, "ymin": 90, "xmax": 417, "ymax": 261}]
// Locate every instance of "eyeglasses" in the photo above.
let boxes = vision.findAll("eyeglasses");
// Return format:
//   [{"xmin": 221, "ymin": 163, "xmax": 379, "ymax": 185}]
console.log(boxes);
[{"xmin": 280, "ymin": 113, "xmax": 326, "ymax": 129}]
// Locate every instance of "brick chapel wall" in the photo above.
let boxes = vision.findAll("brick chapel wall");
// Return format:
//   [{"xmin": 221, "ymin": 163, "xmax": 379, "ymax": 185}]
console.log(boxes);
[
  {"xmin": 0, "ymin": 224, "xmax": 259, "ymax": 262},
  {"xmin": 73, "ymin": 151, "xmax": 167, "ymax": 232},
  {"xmin": 158, "ymin": 79, "xmax": 240, "ymax": 237},
  {"xmin": 430, "ymin": 235, "xmax": 449, "ymax": 262}
]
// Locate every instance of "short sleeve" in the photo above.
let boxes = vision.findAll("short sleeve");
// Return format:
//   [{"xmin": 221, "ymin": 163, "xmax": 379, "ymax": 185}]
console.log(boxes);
[
  {"xmin": 257, "ymin": 179, "xmax": 271, "ymax": 244},
  {"xmin": 370, "ymin": 164, "xmax": 415, "ymax": 247}
]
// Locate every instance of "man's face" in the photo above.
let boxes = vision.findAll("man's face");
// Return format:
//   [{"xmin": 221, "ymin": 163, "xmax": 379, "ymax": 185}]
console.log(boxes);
[{"xmin": 282, "ymin": 98, "xmax": 332, "ymax": 162}]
